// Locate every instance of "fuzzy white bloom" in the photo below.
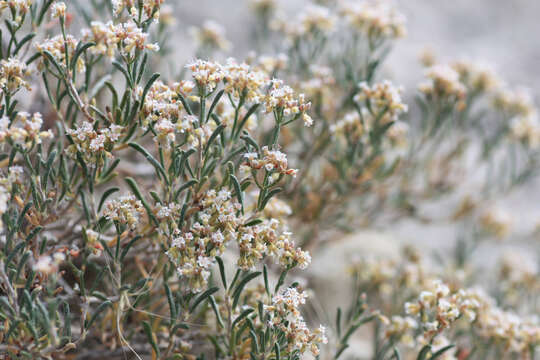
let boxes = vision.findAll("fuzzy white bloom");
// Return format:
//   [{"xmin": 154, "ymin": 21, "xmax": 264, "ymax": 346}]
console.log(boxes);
[
  {"xmin": 419, "ymin": 64, "xmax": 466, "ymax": 99},
  {"xmin": 509, "ymin": 112, "xmax": 540, "ymax": 148},
  {"xmin": 0, "ymin": 57, "xmax": 31, "ymax": 92},
  {"xmin": 340, "ymin": 1, "xmax": 406, "ymax": 39},
  {"xmin": 103, "ymin": 194, "xmax": 144, "ymax": 229},
  {"xmin": 50, "ymin": 2, "xmax": 66, "ymax": 18},
  {"xmin": 190, "ymin": 20, "xmax": 231, "ymax": 51}
]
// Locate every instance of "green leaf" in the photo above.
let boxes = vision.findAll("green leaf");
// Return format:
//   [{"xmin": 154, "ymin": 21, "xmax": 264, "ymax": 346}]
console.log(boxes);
[
  {"xmin": 335, "ymin": 344, "xmax": 350, "ymax": 360},
  {"xmin": 342, "ymin": 314, "xmax": 376, "ymax": 344},
  {"xmin": 232, "ymin": 272, "xmax": 261, "ymax": 309},
  {"xmin": 37, "ymin": 0, "xmax": 55, "ymax": 26},
  {"xmin": 216, "ymin": 256, "xmax": 227, "ymax": 289},
  {"xmin": 25, "ymin": 226, "xmax": 42, "ymax": 243},
  {"xmin": 171, "ymin": 323, "xmax": 189, "ymax": 332},
  {"xmin": 164, "ymin": 283, "xmax": 177, "ymax": 321},
  {"xmin": 42, "ymin": 149, "xmax": 57, "ymax": 190},
  {"xmin": 259, "ymin": 187, "xmax": 282, "ymax": 211},
  {"xmin": 430, "ymin": 344, "xmax": 455, "ymax": 359},
  {"xmin": 5, "ymin": 242, "xmax": 25, "ymax": 271},
  {"xmin": 85, "ymin": 300, "xmax": 112, "ymax": 330},
  {"xmin": 112, "ymin": 60, "xmax": 132, "ymax": 88},
  {"xmin": 0, "ymin": 296, "xmax": 16, "ymax": 317},
  {"xmin": 128, "ymin": 142, "xmax": 168, "ymax": 184},
  {"xmin": 100, "ymin": 158, "xmax": 120, "ymax": 180},
  {"xmin": 235, "ymin": 103, "xmax": 260, "ymax": 137},
  {"xmin": 177, "ymin": 92, "xmax": 193, "ymax": 115},
  {"xmin": 336, "ymin": 307, "xmax": 342, "ymax": 338},
  {"xmin": 241, "ymin": 133, "xmax": 260, "ymax": 153},
  {"xmin": 14, "ymin": 32, "xmax": 36, "ymax": 56},
  {"xmin": 140, "ymin": 73, "xmax": 160, "ymax": 110},
  {"xmin": 232, "ymin": 308, "xmax": 254, "ymax": 328},
  {"xmin": 62, "ymin": 301, "xmax": 72, "ymax": 340},
  {"xmin": 71, "ymin": 42, "xmax": 95, "ymax": 73},
  {"xmin": 230, "ymin": 174, "xmax": 244, "ymax": 213},
  {"xmin": 120, "ymin": 235, "xmax": 142, "ymax": 262},
  {"xmin": 88, "ymin": 74, "xmax": 112, "ymax": 100},
  {"xmin": 207, "ymin": 89, "xmax": 224, "ymax": 121},
  {"xmin": 18, "ymin": 201, "xmax": 33, "ymax": 231},
  {"xmin": 98, "ymin": 187, "xmax": 119, "ymax": 212},
  {"xmin": 244, "ymin": 218, "xmax": 263, "ymax": 227},
  {"xmin": 142, "ymin": 321, "xmax": 160, "ymax": 357},
  {"xmin": 209, "ymin": 295, "xmax": 224, "ymax": 329},
  {"xmin": 274, "ymin": 268, "xmax": 289, "ymax": 294},
  {"xmin": 416, "ymin": 345, "xmax": 432, "ymax": 360},
  {"xmin": 135, "ymin": 53, "xmax": 148, "ymax": 84},
  {"xmin": 204, "ymin": 124, "xmax": 226, "ymax": 157},
  {"xmin": 274, "ymin": 343, "xmax": 281, "ymax": 360},
  {"xmin": 42, "ymin": 50, "xmax": 64, "ymax": 75},
  {"xmin": 263, "ymin": 265, "xmax": 270, "ymax": 296},
  {"xmin": 190, "ymin": 287, "xmax": 219, "ymax": 312}
]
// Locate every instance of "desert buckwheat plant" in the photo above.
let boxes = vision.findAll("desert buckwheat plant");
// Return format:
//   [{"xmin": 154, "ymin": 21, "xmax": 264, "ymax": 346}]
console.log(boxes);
[{"xmin": 0, "ymin": 0, "xmax": 538, "ymax": 359}]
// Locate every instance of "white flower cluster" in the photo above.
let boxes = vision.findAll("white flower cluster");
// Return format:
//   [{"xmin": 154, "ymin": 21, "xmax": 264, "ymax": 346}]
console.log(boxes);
[
  {"xmin": 450, "ymin": 59, "xmax": 501, "ymax": 93},
  {"xmin": 50, "ymin": 1, "xmax": 66, "ymax": 19},
  {"xmin": 166, "ymin": 189, "xmax": 310, "ymax": 291},
  {"xmin": 273, "ymin": 4, "xmax": 336, "ymax": 40},
  {"xmin": 0, "ymin": 112, "xmax": 52, "ymax": 150},
  {"xmin": 265, "ymin": 287, "xmax": 328, "ymax": 356},
  {"xmin": 189, "ymin": 20, "xmax": 231, "ymax": 51},
  {"xmin": 476, "ymin": 305, "xmax": 539, "ymax": 354},
  {"xmin": 494, "ymin": 86, "xmax": 536, "ymax": 117},
  {"xmin": 103, "ymin": 194, "xmax": 145, "ymax": 229},
  {"xmin": 139, "ymin": 80, "xmax": 193, "ymax": 128},
  {"xmin": 355, "ymin": 80, "xmax": 408, "ymax": 123},
  {"xmin": 385, "ymin": 315, "xmax": 418, "ymax": 345},
  {"xmin": 509, "ymin": 113, "xmax": 540, "ymax": 148},
  {"xmin": 479, "ymin": 206, "xmax": 512, "ymax": 238},
  {"xmin": 265, "ymin": 79, "xmax": 312, "ymax": 125},
  {"xmin": 461, "ymin": 288, "xmax": 540, "ymax": 354},
  {"xmin": 36, "ymin": 34, "xmax": 85, "ymax": 73},
  {"xmin": 186, "ymin": 59, "xmax": 226, "ymax": 93},
  {"xmin": 419, "ymin": 64, "xmax": 467, "ymax": 104},
  {"xmin": 263, "ymin": 197, "xmax": 292, "ymax": 219},
  {"xmin": 0, "ymin": 166, "xmax": 23, "ymax": 231},
  {"xmin": 143, "ymin": 59, "xmax": 312, "ymax": 150},
  {"xmin": 112, "ymin": 0, "xmax": 164, "ymax": 21},
  {"xmin": 330, "ymin": 111, "xmax": 364, "ymax": 139},
  {"xmin": 184, "ymin": 59, "xmax": 311, "ymax": 124},
  {"xmin": 498, "ymin": 251, "xmax": 539, "ymax": 295},
  {"xmin": 0, "ymin": 0, "xmax": 32, "ymax": 22},
  {"xmin": 404, "ymin": 280, "xmax": 479, "ymax": 337},
  {"xmin": 300, "ymin": 65, "xmax": 335, "ymax": 96},
  {"xmin": 254, "ymin": 53, "xmax": 289, "ymax": 74},
  {"xmin": 244, "ymin": 146, "xmax": 298, "ymax": 177},
  {"xmin": 66, "ymin": 121, "xmax": 124, "ymax": 164},
  {"xmin": 33, "ymin": 252, "xmax": 66, "ymax": 275},
  {"xmin": 81, "ymin": 20, "xmax": 159, "ymax": 58},
  {"xmin": 339, "ymin": 1, "xmax": 407, "ymax": 41},
  {"xmin": 249, "ymin": 0, "xmax": 276, "ymax": 14},
  {"xmin": 223, "ymin": 58, "xmax": 267, "ymax": 103},
  {"xmin": 0, "ymin": 57, "xmax": 31, "ymax": 93}
]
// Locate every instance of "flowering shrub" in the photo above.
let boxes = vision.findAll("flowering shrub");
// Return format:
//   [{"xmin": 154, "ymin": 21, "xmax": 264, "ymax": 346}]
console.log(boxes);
[{"xmin": 0, "ymin": 0, "xmax": 538, "ymax": 359}]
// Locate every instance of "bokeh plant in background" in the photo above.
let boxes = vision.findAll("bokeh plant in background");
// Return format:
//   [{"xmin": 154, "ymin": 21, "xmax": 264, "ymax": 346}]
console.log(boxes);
[{"xmin": 0, "ymin": 0, "xmax": 538, "ymax": 359}]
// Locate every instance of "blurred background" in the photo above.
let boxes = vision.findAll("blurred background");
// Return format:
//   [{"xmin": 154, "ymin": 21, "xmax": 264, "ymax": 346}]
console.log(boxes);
[
  {"xmin": 169, "ymin": 0, "xmax": 540, "ymax": 268},
  {"xmin": 176, "ymin": 0, "xmax": 540, "ymax": 92}
]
